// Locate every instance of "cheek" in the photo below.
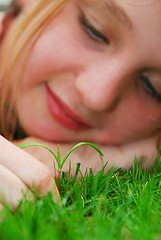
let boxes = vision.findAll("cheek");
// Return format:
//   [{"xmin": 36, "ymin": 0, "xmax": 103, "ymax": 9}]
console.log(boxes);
[
  {"xmin": 20, "ymin": 39, "xmax": 66, "ymax": 89},
  {"xmin": 19, "ymin": 11, "xmax": 94, "ymax": 91},
  {"xmin": 143, "ymin": 107, "xmax": 161, "ymax": 132},
  {"xmin": 21, "ymin": 25, "xmax": 76, "ymax": 87},
  {"xmin": 123, "ymin": 98, "xmax": 161, "ymax": 135},
  {"xmin": 104, "ymin": 96, "xmax": 161, "ymax": 144},
  {"xmin": 16, "ymin": 86, "xmax": 50, "ymax": 136}
]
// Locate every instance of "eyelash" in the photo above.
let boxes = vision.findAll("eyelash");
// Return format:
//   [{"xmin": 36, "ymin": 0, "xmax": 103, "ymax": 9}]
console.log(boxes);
[
  {"xmin": 141, "ymin": 75, "xmax": 161, "ymax": 103},
  {"xmin": 79, "ymin": 12, "xmax": 109, "ymax": 44}
]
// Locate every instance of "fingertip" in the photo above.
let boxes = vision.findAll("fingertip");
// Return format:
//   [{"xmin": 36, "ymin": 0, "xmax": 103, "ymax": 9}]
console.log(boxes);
[{"xmin": 34, "ymin": 166, "xmax": 60, "ymax": 204}]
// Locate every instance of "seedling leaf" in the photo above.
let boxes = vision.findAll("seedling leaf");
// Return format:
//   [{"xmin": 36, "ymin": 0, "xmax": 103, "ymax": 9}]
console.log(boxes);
[{"xmin": 61, "ymin": 142, "xmax": 104, "ymax": 169}]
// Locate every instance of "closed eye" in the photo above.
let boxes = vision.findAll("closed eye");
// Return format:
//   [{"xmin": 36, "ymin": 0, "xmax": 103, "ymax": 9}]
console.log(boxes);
[
  {"xmin": 141, "ymin": 75, "xmax": 161, "ymax": 103},
  {"xmin": 79, "ymin": 12, "xmax": 109, "ymax": 44}
]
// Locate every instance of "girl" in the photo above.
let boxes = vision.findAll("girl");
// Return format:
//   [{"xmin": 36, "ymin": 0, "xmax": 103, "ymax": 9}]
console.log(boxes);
[{"xmin": 0, "ymin": 0, "xmax": 160, "ymax": 210}]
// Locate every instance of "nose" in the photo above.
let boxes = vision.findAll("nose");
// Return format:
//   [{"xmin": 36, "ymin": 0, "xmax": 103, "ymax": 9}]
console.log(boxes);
[{"xmin": 75, "ymin": 58, "xmax": 133, "ymax": 112}]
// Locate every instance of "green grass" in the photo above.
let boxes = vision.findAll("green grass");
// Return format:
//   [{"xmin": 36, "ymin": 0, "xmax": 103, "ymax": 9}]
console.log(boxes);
[{"xmin": 0, "ymin": 158, "xmax": 160, "ymax": 240}]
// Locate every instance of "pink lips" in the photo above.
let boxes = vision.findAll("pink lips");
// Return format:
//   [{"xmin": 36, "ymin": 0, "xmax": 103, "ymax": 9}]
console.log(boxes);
[{"xmin": 45, "ymin": 83, "xmax": 92, "ymax": 131}]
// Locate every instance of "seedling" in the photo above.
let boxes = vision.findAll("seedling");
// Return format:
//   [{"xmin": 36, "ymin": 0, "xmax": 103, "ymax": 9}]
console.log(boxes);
[{"xmin": 18, "ymin": 142, "xmax": 104, "ymax": 191}]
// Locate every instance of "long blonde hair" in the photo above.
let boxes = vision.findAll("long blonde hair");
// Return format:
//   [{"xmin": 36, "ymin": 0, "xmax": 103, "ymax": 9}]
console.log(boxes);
[{"xmin": 0, "ymin": 0, "xmax": 69, "ymax": 139}]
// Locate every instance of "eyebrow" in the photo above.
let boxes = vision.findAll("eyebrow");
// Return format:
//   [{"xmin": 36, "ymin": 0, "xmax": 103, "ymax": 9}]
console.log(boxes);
[
  {"xmin": 103, "ymin": 0, "xmax": 133, "ymax": 30},
  {"xmin": 80, "ymin": 0, "xmax": 134, "ymax": 30}
]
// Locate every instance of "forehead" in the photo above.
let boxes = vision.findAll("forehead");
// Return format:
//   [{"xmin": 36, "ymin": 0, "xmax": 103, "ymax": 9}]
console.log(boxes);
[
  {"xmin": 79, "ymin": 0, "xmax": 161, "ymax": 22},
  {"xmin": 120, "ymin": 0, "xmax": 160, "ymax": 5},
  {"xmin": 117, "ymin": 0, "xmax": 161, "ymax": 66}
]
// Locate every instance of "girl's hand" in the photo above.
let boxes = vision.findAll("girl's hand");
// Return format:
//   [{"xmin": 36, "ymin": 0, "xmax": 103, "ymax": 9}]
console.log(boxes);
[
  {"xmin": 97, "ymin": 135, "xmax": 159, "ymax": 170},
  {"xmin": 0, "ymin": 135, "xmax": 60, "ymax": 211}
]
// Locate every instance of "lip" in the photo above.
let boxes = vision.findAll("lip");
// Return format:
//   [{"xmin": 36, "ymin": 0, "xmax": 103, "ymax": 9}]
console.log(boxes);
[{"xmin": 45, "ymin": 83, "xmax": 92, "ymax": 131}]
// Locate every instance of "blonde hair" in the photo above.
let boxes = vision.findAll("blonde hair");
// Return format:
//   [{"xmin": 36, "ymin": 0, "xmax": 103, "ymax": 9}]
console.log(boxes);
[{"xmin": 0, "ymin": 0, "xmax": 69, "ymax": 139}]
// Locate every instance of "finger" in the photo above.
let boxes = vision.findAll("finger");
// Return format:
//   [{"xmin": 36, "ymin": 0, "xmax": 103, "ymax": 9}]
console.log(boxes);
[
  {"xmin": 0, "ymin": 136, "xmax": 60, "ymax": 203},
  {"xmin": 13, "ymin": 137, "xmax": 58, "ymax": 177},
  {"xmin": 0, "ymin": 163, "xmax": 34, "ymax": 211}
]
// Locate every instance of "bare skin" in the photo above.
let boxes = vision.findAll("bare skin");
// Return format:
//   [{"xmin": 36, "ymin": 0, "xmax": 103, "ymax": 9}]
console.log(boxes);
[
  {"xmin": 0, "ymin": 131, "xmax": 158, "ymax": 211},
  {"xmin": 0, "ymin": 135, "xmax": 60, "ymax": 211},
  {"xmin": 13, "ymin": 135, "xmax": 158, "ymax": 174},
  {"xmin": 0, "ymin": 0, "xmax": 161, "ymax": 210}
]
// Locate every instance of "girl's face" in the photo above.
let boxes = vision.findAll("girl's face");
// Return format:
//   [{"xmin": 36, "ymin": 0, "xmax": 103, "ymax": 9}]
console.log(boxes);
[{"xmin": 14, "ymin": 0, "xmax": 161, "ymax": 144}]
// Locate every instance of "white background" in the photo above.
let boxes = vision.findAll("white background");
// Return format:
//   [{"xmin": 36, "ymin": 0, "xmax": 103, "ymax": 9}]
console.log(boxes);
[{"xmin": 0, "ymin": 0, "xmax": 12, "ymax": 5}]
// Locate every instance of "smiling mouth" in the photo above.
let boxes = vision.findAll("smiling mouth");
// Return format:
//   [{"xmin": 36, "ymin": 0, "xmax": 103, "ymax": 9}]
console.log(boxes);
[{"xmin": 45, "ymin": 83, "xmax": 93, "ymax": 131}]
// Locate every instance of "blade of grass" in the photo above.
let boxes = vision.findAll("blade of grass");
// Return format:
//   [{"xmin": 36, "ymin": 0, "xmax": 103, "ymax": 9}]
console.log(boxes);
[{"xmin": 61, "ymin": 142, "xmax": 104, "ymax": 169}]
